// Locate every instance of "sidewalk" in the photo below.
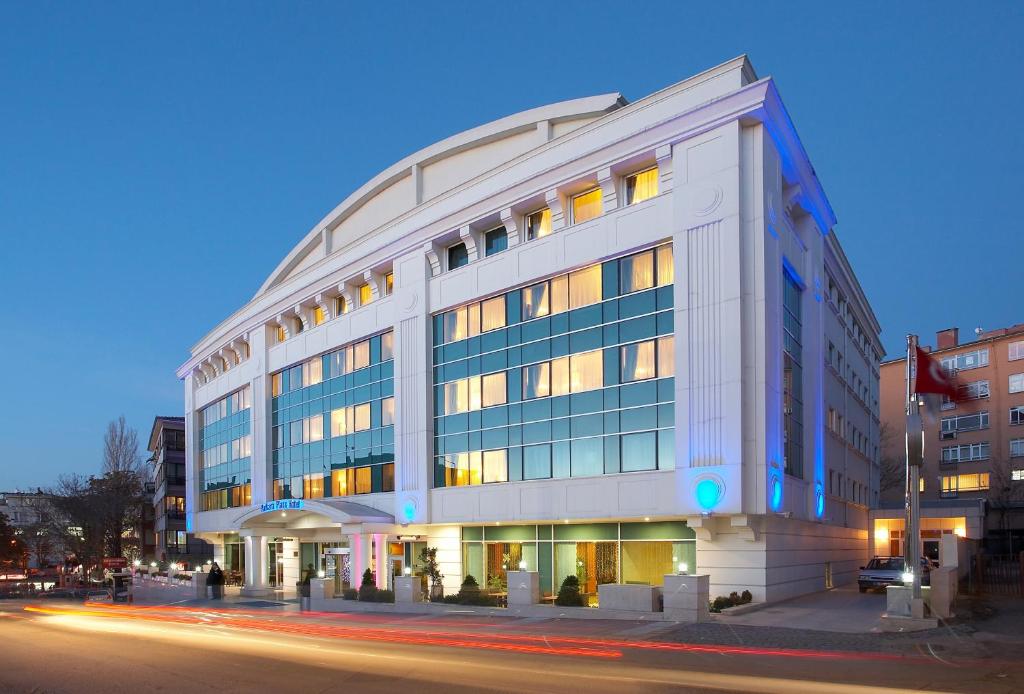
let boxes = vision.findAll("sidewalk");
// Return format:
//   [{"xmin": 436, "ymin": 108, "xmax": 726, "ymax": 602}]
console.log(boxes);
[
  {"xmin": 128, "ymin": 577, "xmax": 300, "ymax": 611},
  {"xmin": 713, "ymin": 583, "xmax": 886, "ymax": 633}
]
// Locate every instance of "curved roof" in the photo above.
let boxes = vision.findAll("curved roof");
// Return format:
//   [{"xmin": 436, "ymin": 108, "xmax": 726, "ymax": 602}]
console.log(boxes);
[{"xmin": 256, "ymin": 92, "xmax": 625, "ymax": 296}]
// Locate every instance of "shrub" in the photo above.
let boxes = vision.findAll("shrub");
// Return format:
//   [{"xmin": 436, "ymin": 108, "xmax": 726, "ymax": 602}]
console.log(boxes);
[
  {"xmin": 358, "ymin": 584, "xmax": 378, "ymax": 602},
  {"xmin": 461, "ymin": 575, "xmax": 479, "ymax": 588},
  {"xmin": 554, "ymin": 575, "xmax": 585, "ymax": 607},
  {"xmin": 360, "ymin": 568, "xmax": 375, "ymax": 587},
  {"xmin": 710, "ymin": 590, "xmax": 754, "ymax": 612},
  {"xmin": 372, "ymin": 589, "xmax": 394, "ymax": 603},
  {"xmin": 442, "ymin": 594, "xmax": 462, "ymax": 604},
  {"xmin": 740, "ymin": 590, "xmax": 752, "ymax": 604},
  {"xmin": 342, "ymin": 588, "xmax": 358, "ymax": 600},
  {"xmin": 173, "ymin": 573, "xmax": 191, "ymax": 582}
]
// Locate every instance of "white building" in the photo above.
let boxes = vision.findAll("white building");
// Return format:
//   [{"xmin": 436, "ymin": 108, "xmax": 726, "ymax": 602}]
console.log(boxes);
[{"xmin": 177, "ymin": 56, "xmax": 881, "ymax": 603}]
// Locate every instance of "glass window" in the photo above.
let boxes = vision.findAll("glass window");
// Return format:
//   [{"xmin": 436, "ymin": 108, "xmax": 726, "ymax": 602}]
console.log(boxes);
[
  {"xmin": 526, "ymin": 208, "xmax": 551, "ymax": 241},
  {"xmin": 482, "ymin": 372, "xmax": 507, "ymax": 407},
  {"xmin": 381, "ymin": 331, "xmax": 394, "ymax": 361},
  {"xmin": 313, "ymin": 306, "xmax": 325, "ymax": 326},
  {"xmin": 625, "ymin": 167, "xmax": 658, "ymax": 205},
  {"xmin": 1011, "ymin": 438, "xmax": 1024, "ymax": 458},
  {"xmin": 657, "ymin": 336, "xmax": 675, "ymax": 377},
  {"xmin": 482, "ymin": 449, "xmax": 508, "ymax": 483},
  {"xmin": 383, "ymin": 463, "xmax": 395, "ymax": 492},
  {"xmin": 1009, "ymin": 373, "xmax": 1024, "ymax": 394},
  {"xmin": 568, "ymin": 264, "xmax": 602, "ymax": 309},
  {"xmin": 448, "ymin": 242, "xmax": 469, "ymax": 270},
  {"xmin": 523, "ymin": 362, "xmax": 550, "ymax": 399},
  {"xmin": 570, "ymin": 350, "xmax": 603, "ymax": 392},
  {"xmin": 359, "ymin": 283, "xmax": 373, "ymax": 306},
  {"xmin": 551, "ymin": 357, "xmax": 570, "ymax": 396},
  {"xmin": 336, "ymin": 296, "xmax": 349, "ymax": 315},
  {"xmin": 522, "ymin": 282, "xmax": 550, "ymax": 320},
  {"xmin": 356, "ymin": 467, "xmax": 372, "ymax": 494},
  {"xmin": 272, "ymin": 372, "xmax": 283, "ymax": 397},
  {"xmin": 1012, "ymin": 406, "xmax": 1024, "ymax": 426},
  {"xmin": 783, "ymin": 270, "xmax": 804, "ymax": 478},
  {"xmin": 303, "ymin": 357, "xmax": 323, "ymax": 386},
  {"xmin": 382, "ymin": 397, "xmax": 395, "ymax": 426},
  {"xmin": 1010, "ymin": 341, "xmax": 1024, "ymax": 361},
  {"xmin": 290, "ymin": 420, "xmax": 303, "ymax": 445},
  {"xmin": 330, "ymin": 407, "xmax": 351, "ymax": 437},
  {"xmin": 622, "ymin": 341, "xmax": 656, "ymax": 382},
  {"xmin": 620, "ymin": 250, "xmax": 655, "ymax": 293},
  {"xmin": 353, "ymin": 340, "xmax": 370, "ymax": 370},
  {"xmin": 306, "ymin": 414, "xmax": 324, "ymax": 443},
  {"xmin": 469, "ymin": 376, "xmax": 482, "ymax": 411},
  {"xmin": 276, "ymin": 326, "xmax": 286, "ymax": 343},
  {"xmin": 550, "ymin": 274, "xmax": 569, "ymax": 315},
  {"xmin": 354, "ymin": 403, "xmax": 371, "ymax": 431},
  {"xmin": 444, "ymin": 306, "xmax": 468, "ymax": 343},
  {"xmin": 481, "ymin": 296, "xmax": 506, "ymax": 332},
  {"xmin": 523, "ymin": 444, "xmax": 551, "ymax": 479},
  {"xmin": 484, "ymin": 227, "xmax": 507, "ymax": 256},
  {"xmin": 446, "ymin": 379, "xmax": 469, "ymax": 414},
  {"xmin": 571, "ymin": 188, "xmax": 602, "ymax": 224},
  {"xmin": 656, "ymin": 244, "xmax": 674, "ymax": 286},
  {"xmin": 621, "ymin": 432, "xmax": 657, "ymax": 472},
  {"xmin": 384, "ymin": 272, "xmax": 394, "ymax": 296}
]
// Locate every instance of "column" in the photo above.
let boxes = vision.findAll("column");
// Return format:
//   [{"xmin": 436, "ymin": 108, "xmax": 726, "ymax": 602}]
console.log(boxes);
[
  {"xmin": 351, "ymin": 533, "xmax": 372, "ymax": 588},
  {"xmin": 374, "ymin": 534, "xmax": 388, "ymax": 589},
  {"xmin": 242, "ymin": 535, "xmax": 271, "ymax": 595}
]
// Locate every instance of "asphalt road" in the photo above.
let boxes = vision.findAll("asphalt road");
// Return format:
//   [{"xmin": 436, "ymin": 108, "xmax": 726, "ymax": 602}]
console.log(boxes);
[{"xmin": 1, "ymin": 602, "xmax": 1021, "ymax": 693}]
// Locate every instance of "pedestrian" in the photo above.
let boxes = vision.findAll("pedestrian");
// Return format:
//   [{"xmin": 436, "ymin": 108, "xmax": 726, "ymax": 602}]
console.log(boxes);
[{"xmin": 208, "ymin": 562, "xmax": 225, "ymax": 600}]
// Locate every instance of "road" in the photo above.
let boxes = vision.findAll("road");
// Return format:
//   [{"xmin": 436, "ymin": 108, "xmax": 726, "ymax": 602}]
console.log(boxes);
[{"xmin": 1, "ymin": 601, "xmax": 1021, "ymax": 693}]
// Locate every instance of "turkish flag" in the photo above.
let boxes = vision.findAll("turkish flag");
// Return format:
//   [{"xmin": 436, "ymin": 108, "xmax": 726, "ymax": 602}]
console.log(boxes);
[{"xmin": 914, "ymin": 346, "xmax": 960, "ymax": 400}]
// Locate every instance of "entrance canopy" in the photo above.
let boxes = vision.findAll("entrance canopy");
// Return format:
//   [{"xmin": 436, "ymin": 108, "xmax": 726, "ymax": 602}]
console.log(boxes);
[{"xmin": 233, "ymin": 498, "xmax": 395, "ymax": 534}]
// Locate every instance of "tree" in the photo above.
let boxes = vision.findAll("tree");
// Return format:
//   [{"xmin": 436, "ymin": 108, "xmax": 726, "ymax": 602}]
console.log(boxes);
[
  {"xmin": 987, "ymin": 457, "xmax": 1024, "ymax": 555},
  {"xmin": 878, "ymin": 423, "xmax": 904, "ymax": 500},
  {"xmin": 0, "ymin": 513, "xmax": 27, "ymax": 575},
  {"xmin": 104, "ymin": 415, "xmax": 144, "ymax": 476}
]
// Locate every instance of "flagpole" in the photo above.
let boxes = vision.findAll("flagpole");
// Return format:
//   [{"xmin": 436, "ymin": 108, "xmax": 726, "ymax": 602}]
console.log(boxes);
[{"xmin": 904, "ymin": 334, "xmax": 923, "ymax": 600}]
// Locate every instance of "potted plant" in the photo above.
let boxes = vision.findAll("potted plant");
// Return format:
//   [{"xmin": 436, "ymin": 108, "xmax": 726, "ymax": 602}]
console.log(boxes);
[
  {"xmin": 554, "ymin": 575, "xmax": 585, "ymax": 607},
  {"xmin": 418, "ymin": 547, "xmax": 444, "ymax": 601}
]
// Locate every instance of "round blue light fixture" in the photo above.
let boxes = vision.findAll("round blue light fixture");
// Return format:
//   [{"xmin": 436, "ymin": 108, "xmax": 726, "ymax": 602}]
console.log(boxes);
[
  {"xmin": 402, "ymin": 498, "xmax": 417, "ymax": 523},
  {"xmin": 770, "ymin": 477, "xmax": 783, "ymax": 511},
  {"xmin": 695, "ymin": 478, "xmax": 721, "ymax": 511}
]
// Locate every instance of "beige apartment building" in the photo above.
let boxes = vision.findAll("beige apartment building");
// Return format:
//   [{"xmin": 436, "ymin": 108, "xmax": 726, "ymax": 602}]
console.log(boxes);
[{"xmin": 876, "ymin": 325, "xmax": 1024, "ymax": 559}]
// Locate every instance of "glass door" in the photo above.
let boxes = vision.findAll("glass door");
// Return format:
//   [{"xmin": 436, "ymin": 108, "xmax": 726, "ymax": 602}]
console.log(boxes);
[{"xmin": 268, "ymin": 541, "xmax": 284, "ymax": 587}]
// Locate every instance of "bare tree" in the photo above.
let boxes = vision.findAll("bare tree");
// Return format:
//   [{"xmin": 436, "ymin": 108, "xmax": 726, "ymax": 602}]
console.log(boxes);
[
  {"xmin": 878, "ymin": 423, "xmax": 904, "ymax": 499},
  {"xmin": 103, "ymin": 415, "xmax": 142, "ymax": 475},
  {"xmin": 988, "ymin": 458, "xmax": 1024, "ymax": 555}
]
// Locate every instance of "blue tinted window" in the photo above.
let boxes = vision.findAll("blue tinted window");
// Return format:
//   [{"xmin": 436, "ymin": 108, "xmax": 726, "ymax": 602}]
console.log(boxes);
[
  {"xmin": 570, "ymin": 438, "xmax": 603, "ymax": 477},
  {"xmin": 484, "ymin": 227, "xmax": 508, "ymax": 256},
  {"xmin": 621, "ymin": 432, "xmax": 657, "ymax": 472},
  {"xmin": 448, "ymin": 243, "xmax": 469, "ymax": 269},
  {"xmin": 524, "ymin": 444, "xmax": 552, "ymax": 479}
]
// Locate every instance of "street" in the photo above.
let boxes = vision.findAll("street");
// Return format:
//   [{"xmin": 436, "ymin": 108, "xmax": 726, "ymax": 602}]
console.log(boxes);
[{"xmin": 1, "ymin": 600, "xmax": 1022, "ymax": 693}]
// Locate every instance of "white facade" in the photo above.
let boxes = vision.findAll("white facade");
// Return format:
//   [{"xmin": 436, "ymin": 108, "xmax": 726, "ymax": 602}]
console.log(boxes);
[{"xmin": 178, "ymin": 56, "xmax": 881, "ymax": 603}]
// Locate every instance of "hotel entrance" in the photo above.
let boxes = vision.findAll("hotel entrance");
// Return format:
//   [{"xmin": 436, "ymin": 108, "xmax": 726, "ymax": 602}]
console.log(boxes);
[{"xmin": 268, "ymin": 540, "xmax": 285, "ymax": 588}]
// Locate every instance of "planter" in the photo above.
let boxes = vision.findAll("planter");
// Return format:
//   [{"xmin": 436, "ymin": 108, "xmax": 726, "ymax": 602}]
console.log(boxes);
[{"xmin": 429, "ymin": 584, "xmax": 444, "ymax": 602}]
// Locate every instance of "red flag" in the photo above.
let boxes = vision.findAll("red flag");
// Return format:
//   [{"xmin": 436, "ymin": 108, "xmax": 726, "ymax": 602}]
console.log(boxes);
[{"xmin": 914, "ymin": 346, "xmax": 960, "ymax": 400}]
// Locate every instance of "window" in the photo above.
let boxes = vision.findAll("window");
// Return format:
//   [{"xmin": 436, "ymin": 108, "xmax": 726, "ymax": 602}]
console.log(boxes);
[
  {"xmin": 522, "ymin": 282, "xmax": 549, "ymax": 320},
  {"xmin": 941, "ymin": 473, "xmax": 989, "ymax": 496},
  {"xmin": 276, "ymin": 325, "xmax": 286, "ymax": 343},
  {"xmin": 656, "ymin": 244, "xmax": 674, "ymax": 286},
  {"xmin": 383, "ymin": 272, "xmax": 394, "ymax": 296},
  {"xmin": 381, "ymin": 330, "xmax": 394, "ymax": 361},
  {"xmin": 484, "ymin": 227, "xmax": 507, "ymax": 256},
  {"xmin": 336, "ymin": 296, "xmax": 349, "ymax": 316},
  {"xmin": 302, "ymin": 357, "xmax": 323, "ymax": 387},
  {"xmin": 522, "ymin": 208, "xmax": 550, "ymax": 243},
  {"xmin": 782, "ymin": 269, "xmax": 804, "ymax": 478},
  {"xmin": 551, "ymin": 357, "xmax": 570, "ymax": 396},
  {"xmin": 1010, "ymin": 341, "xmax": 1024, "ymax": 361},
  {"xmin": 482, "ymin": 449, "xmax": 508, "ymax": 483},
  {"xmin": 444, "ymin": 452, "xmax": 483, "ymax": 487},
  {"xmin": 1013, "ymin": 469, "xmax": 1024, "ymax": 482},
  {"xmin": 353, "ymin": 339, "xmax": 370, "ymax": 370},
  {"xmin": 620, "ymin": 250, "xmax": 655, "ymax": 294},
  {"xmin": 523, "ymin": 362, "xmax": 551, "ymax": 400},
  {"xmin": 354, "ymin": 403, "xmax": 371, "ymax": 431},
  {"xmin": 313, "ymin": 306, "xmax": 326, "ymax": 326},
  {"xmin": 523, "ymin": 444, "xmax": 551, "ymax": 480},
  {"xmin": 481, "ymin": 296, "xmax": 506, "ymax": 332},
  {"xmin": 570, "ymin": 350, "xmax": 603, "ymax": 392},
  {"xmin": 359, "ymin": 283, "xmax": 373, "ymax": 306},
  {"xmin": 657, "ymin": 336, "xmax": 674, "ymax": 377},
  {"xmin": 941, "ymin": 442, "xmax": 989, "ymax": 463},
  {"xmin": 571, "ymin": 188, "xmax": 602, "ymax": 223},
  {"xmin": 941, "ymin": 349, "xmax": 989, "ymax": 372},
  {"xmin": 382, "ymin": 397, "xmax": 395, "ymax": 427},
  {"xmin": 481, "ymin": 372, "xmax": 507, "ymax": 407},
  {"xmin": 625, "ymin": 167, "xmax": 658, "ymax": 205},
  {"xmin": 1012, "ymin": 406, "xmax": 1024, "ymax": 426},
  {"xmin": 568, "ymin": 265, "xmax": 602, "ymax": 309},
  {"xmin": 621, "ymin": 431, "xmax": 657, "ymax": 472},
  {"xmin": 330, "ymin": 407, "xmax": 353, "ymax": 437},
  {"xmin": 1010, "ymin": 374, "xmax": 1024, "ymax": 394},
  {"xmin": 941, "ymin": 411, "xmax": 989, "ymax": 433},
  {"xmin": 1010, "ymin": 438, "xmax": 1024, "ymax": 458},
  {"xmin": 944, "ymin": 380, "xmax": 990, "ymax": 405},
  {"xmin": 622, "ymin": 341, "xmax": 656, "ymax": 382},
  {"xmin": 448, "ymin": 242, "xmax": 469, "ymax": 270},
  {"xmin": 305, "ymin": 414, "xmax": 324, "ymax": 443}
]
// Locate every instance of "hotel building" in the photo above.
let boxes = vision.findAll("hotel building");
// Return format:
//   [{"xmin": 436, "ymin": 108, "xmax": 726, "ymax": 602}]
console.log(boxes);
[{"xmin": 177, "ymin": 56, "xmax": 881, "ymax": 603}]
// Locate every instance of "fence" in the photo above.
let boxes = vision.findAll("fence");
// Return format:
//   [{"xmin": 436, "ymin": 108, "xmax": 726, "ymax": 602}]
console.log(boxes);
[{"xmin": 974, "ymin": 553, "xmax": 1024, "ymax": 597}]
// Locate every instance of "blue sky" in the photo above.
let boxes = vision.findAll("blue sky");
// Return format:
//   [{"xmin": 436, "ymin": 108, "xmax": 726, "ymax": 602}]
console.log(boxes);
[{"xmin": 1, "ymin": 2, "xmax": 1021, "ymax": 489}]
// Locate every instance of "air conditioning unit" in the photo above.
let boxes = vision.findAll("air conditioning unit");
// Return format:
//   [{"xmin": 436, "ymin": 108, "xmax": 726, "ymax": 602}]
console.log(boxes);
[{"xmin": 940, "ymin": 431, "xmax": 957, "ymax": 440}]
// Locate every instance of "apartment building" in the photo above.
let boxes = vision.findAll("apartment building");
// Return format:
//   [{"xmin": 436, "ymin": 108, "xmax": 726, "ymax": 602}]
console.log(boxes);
[{"xmin": 147, "ymin": 416, "xmax": 211, "ymax": 566}]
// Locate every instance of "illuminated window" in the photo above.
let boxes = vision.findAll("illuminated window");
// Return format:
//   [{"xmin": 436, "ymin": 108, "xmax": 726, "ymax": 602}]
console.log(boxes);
[
  {"xmin": 570, "ymin": 350, "xmax": 603, "ymax": 392},
  {"xmin": 622, "ymin": 341, "xmax": 656, "ymax": 382},
  {"xmin": 330, "ymin": 407, "xmax": 353, "ymax": 438},
  {"xmin": 354, "ymin": 403, "xmax": 371, "ymax": 432},
  {"xmin": 302, "ymin": 357, "xmax": 322, "ymax": 386},
  {"xmin": 445, "ymin": 379, "xmax": 469, "ymax": 414},
  {"xmin": 336, "ymin": 296, "xmax": 349, "ymax": 315},
  {"xmin": 468, "ymin": 376, "xmax": 482, "ymax": 411},
  {"xmin": 568, "ymin": 264, "xmax": 602, "ymax": 309},
  {"xmin": 359, "ymin": 283, "xmax": 373, "ymax": 306},
  {"xmin": 625, "ymin": 167, "xmax": 659, "ymax": 205},
  {"xmin": 656, "ymin": 244, "xmax": 674, "ymax": 286},
  {"xmin": 620, "ymin": 250, "xmax": 655, "ymax": 293},
  {"xmin": 482, "ymin": 449, "xmax": 508, "ymax": 483},
  {"xmin": 551, "ymin": 356, "xmax": 570, "ymax": 396},
  {"xmin": 276, "ymin": 325, "xmax": 286, "ymax": 343},
  {"xmin": 522, "ymin": 282, "xmax": 550, "ymax": 320},
  {"xmin": 272, "ymin": 372, "xmax": 283, "ymax": 397},
  {"xmin": 444, "ymin": 306, "xmax": 468, "ymax": 343},
  {"xmin": 657, "ymin": 336, "xmax": 675, "ymax": 377},
  {"xmin": 481, "ymin": 372, "xmax": 507, "ymax": 407},
  {"xmin": 353, "ymin": 340, "xmax": 370, "ymax": 370},
  {"xmin": 305, "ymin": 414, "xmax": 324, "ymax": 443},
  {"xmin": 313, "ymin": 306, "xmax": 326, "ymax": 326},
  {"xmin": 571, "ymin": 188, "xmax": 602, "ymax": 224},
  {"xmin": 355, "ymin": 467, "xmax": 372, "ymax": 494},
  {"xmin": 304, "ymin": 474, "xmax": 324, "ymax": 499},
  {"xmin": 448, "ymin": 242, "xmax": 469, "ymax": 270},
  {"xmin": 382, "ymin": 397, "xmax": 395, "ymax": 426},
  {"xmin": 384, "ymin": 272, "xmax": 394, "ymax": 296},
  {"xmin": 445, "ymin": 452, "xmax": 483, "ymax": 487},
  {"xmin": 381, "ymin": 330, "xmax": 394, "ymax": 360},
  {"xmin": 481, "ymin": 296, "xmax": 506, "ymax": 332},
  {"xmin": 526, "ymin": 208, "xmax": 552, "ymax": 240},
  {"xmin": 523, "ymin": 362, "xmax": 551, "ymax": 399},
  {"xmin": 383, "ymin": 463, "xmax": 395, "ymax": 492}
]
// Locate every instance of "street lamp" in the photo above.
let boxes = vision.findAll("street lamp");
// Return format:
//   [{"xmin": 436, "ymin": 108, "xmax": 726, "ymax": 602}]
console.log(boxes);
[
  {"xmin": 901, "ymin": 571, "xmax": 914, "ymax": 585},
  {"xmin": 678, "ymin": 562, "xmax": 688, "ymax": 575}
]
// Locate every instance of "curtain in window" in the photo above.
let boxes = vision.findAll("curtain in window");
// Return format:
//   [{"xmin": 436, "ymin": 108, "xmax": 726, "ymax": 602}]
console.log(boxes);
[
  {"xmin": 482, "ymin": 449, "xmax": 508, "ymax": 483},
  {"xmin": 523, "ymin": 363, "xmax": 550, "ymax": 399},
  {"xmin": 354, "ymin": 403, "xmax": 371, "ymax": 431},
  {"xmin": 621, "ymin": 251, "xmax": 655, "ymax": 293},
  {"xmin": 382, "ymin": 397, "xmax": 395, "ymax": 426},
  {"xmin": 381, "ymin": 331, "xmax": 394, "ymax": 360},
  {"xmin": 356, "ymin": 467, "xmax": 372, "ymax": 493},
  {"xmin": 572, "ymin": 189, "xmax": 603, "ymax": 223},
  {"xmin": 468, "ymin": 376, "xmax": 482, "ymax": 411},
  {"xmin": 550, "ymin": 275, "xmax": 568, "ymax": 315},
  {"xmin": 528, "ymin": 208, "xmax": 552, "ymax": 240},
  {"xmin": 482, "ymin": 372, "xmax": 507, "ymax": 407},
  {"xmin": 444, "ymin": 307, "xmax": 467, "ymax": 342},
  {"xmin": 481, "ymin": 296, "xmax": 506, "ymax": 332},
  {"xmin": 656, "ymin": 336, "xmax": 674, "ymax": 377},
  {"xmin": 551, "ymin": 357, "xmax": 570, "ymax": 396},
  {"xmin": 353, "ymin": 340, "xmax": 370, "ymax": 369},
  {"xmin": 622, "ymin": 341, "xmax": 656, "ymax": 382},
  {"xmin": 522, "ymin": 282, "xmax": 550, "ymax": 319},
  {"xmin": 570, "ymin": 350, "xmax": 603, "ymax": 392},
  {"xmin": 656, "ymin": 244, "xmax": 674, "ymax": 286},
  {"xmin": 569, "ymin": 265, "xmax": 602, "ymax": 309},
  {"xmin": 627, "ymin": 168, "xmax": 659, "ymax": 205}
]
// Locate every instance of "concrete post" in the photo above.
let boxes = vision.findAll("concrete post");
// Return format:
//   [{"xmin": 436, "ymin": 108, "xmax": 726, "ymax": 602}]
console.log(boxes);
[
  {"xmin": 662, "ymin": 574, "xmax": 710, "ymax": 622},
  {"xmin": 506, "ymin": 571, "xmax": 540, "ymax": 606},
  {"xmin": 394, "ymin": 576, "xmax": 422, "ymax": 603},
  {"xmin": 241, "ymin": 535, "xmax": 273, "ymax": 596},
  {"xmin": 191, "ymin": 569, "xmax": 209, "ymax": 600}
]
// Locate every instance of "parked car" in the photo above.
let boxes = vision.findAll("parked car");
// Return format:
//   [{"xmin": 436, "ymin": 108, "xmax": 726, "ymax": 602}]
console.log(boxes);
[{"xmin": 858, "ymin": 556, "xmax": 933, "ymax": 593}]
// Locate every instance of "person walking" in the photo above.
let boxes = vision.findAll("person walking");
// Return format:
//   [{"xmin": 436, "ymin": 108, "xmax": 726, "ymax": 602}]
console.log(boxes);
[{"xmin": 207, "ymin": 562, "xmax": 225, "ymax": 600}]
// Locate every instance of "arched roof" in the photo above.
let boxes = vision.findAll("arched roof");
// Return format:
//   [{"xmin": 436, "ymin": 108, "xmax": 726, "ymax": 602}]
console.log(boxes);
[
  {"xmin": 256, "ymin": 92, "xmax": 625, "ymax": 296},
  {"xmin": 232, "ymin": 498, "xmax": 394, "ymax": 528}
]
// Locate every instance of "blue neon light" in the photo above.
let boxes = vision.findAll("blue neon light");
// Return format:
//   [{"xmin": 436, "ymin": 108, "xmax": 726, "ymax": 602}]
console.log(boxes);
[
  {"xmin": 695, "ymin": 479, "xmax": 721, "ymax": 511},
  {"xmin": 402, "ymin": 499, "xmax": 416, "ymax": 523},
  {"xmin": 815, "ymin": 488, "xmax": 825, "ymax": 517},
  {"xmin": 770, "ymin": 478, "xmax": 783, "ymax": 511}
]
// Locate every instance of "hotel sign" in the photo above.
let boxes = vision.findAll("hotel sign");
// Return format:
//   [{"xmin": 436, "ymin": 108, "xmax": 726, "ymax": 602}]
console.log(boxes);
[{"xmin": 259, "ymin": 499, "xmax": 304, "ymax": 513}]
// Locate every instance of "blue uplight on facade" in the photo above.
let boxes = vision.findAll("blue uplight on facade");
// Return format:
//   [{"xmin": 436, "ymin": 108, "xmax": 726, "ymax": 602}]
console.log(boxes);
[
  {"xmin": 815, "ymin": 486, "xmax": 825, "ymax": 517},
  {"xmin": 770, "ymin": 477, "xmax": 783, "ymax": 511},
  {"xmin": 402, "ymin": 499, "xmax": 417, "ymax": 523},
  {"xmin": 695, "ymin": 478, "xmax": 721, "ymax": 511}
]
